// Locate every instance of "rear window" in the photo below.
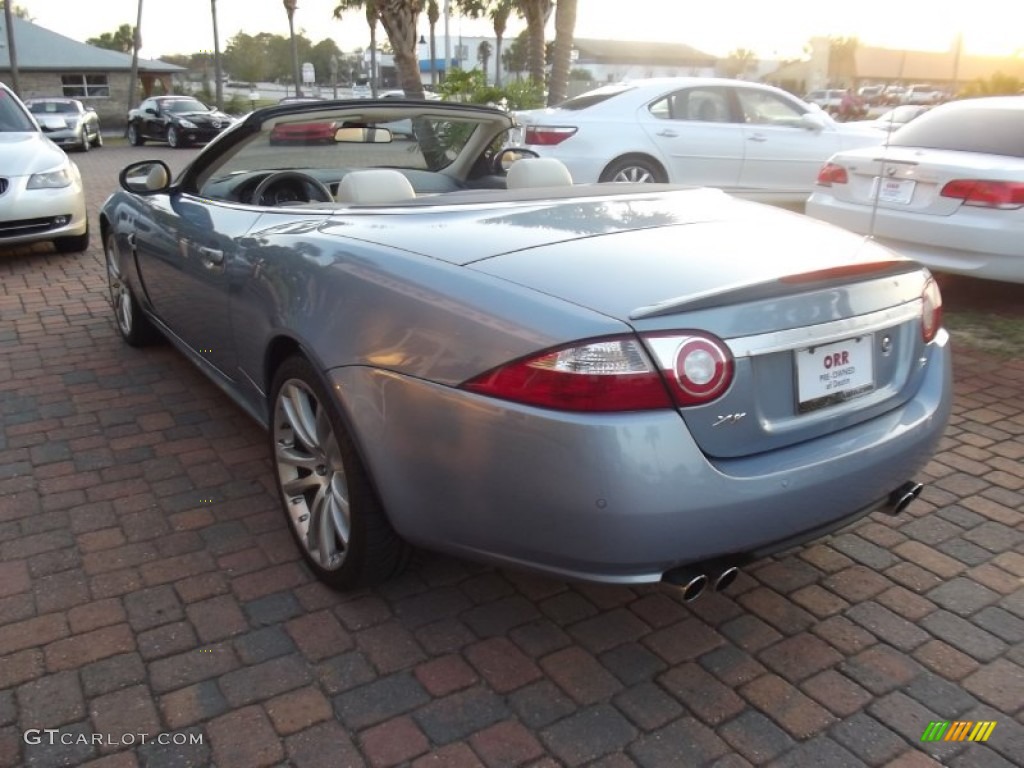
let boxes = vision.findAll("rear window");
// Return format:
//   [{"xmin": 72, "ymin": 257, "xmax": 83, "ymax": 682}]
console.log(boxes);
[
  {"xmin": 555, "ymin": 86, "xmax": 635, "ymax": 111},
  {"xmin": 889, "ymin": 104, "xmax": 1024, "ymax": 158}
]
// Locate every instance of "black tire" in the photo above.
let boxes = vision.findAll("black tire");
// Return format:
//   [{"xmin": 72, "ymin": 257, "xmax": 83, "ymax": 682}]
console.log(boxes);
[
  {"xmin": 600, "ymin": 155, "xmax": 667, "ymax": 184},
  {"xmin": 270, "ymin": 356, "xmax": 411, "ymax": 590},
  {"xmin": 54, "ymin": 228, "xmax": 89, "ymax": 254},
  {"xmin": 127, "ymin": 123, "xmax": 144, "ymax": 146},
  {"xmin": 167, "ymin": 125, "xmax": 182, "ymax": 149},
  {"xmin": 79, "ymin": 127, "xmax": 90, "ymax": 152},
  {"xmin": 105, "ymin": 232, "xmax": 158, "ymax": 346},
  {"xmin": 93, "ymin": 128, "xmax": 104, "ymax": 148}
]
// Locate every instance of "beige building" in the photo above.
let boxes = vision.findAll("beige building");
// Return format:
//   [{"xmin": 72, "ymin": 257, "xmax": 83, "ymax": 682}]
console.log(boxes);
[
  {"xmin": 768, "ymin": 37, "xmax": 1024, "ymax": 95},
  {"xmin": 1, "ymin": 15, "xmax": 184, "ymax": 129}
]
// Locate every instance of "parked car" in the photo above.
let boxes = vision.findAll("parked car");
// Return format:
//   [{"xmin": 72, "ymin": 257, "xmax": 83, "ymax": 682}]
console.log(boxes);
[
  {"xmin": 514, "ymin": 78, "xmax": 883, "ymax": 206},
  {"xmin": 0, "ymin": 83, "xmax": 89, "ymax": 253},
  {"xmin": 126, "ymin": 96, "xmax": 235, "ymax": 148},
  {"xmin": 853, "ymin": 104, "xmax": 932, "ymax": 133},
  {"xmin": 904, "ymin": 85, "xmax": 946, "ymax": 105},
  {"xmin": 100, "ymin": 98, "xmax": 951, "ymax": 593},
  {"xmin": 807, "ymin": 96, "xmax": 1024, "ymax": 283},
  {"xmin": 24, "ymin": 97, "xmax": 103, "ymax": 152},
  {"xmin": 805, "ymin": 88, "xmax": 847, "ymax": 114}
]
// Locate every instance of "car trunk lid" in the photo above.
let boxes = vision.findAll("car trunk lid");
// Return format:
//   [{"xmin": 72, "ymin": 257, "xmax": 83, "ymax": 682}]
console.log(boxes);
[
  {"xmin": 462, "ymin": 195, "xmax": 931, "ymax": 460},
  {"xmin": 823, "ymin": 146, "xmax": 1017, "ymax": 216}
]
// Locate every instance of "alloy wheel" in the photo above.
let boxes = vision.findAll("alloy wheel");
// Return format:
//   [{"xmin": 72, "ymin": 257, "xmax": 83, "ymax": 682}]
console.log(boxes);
[
  {"xmin": 273, "ymin": 380, "xmax": 352, "ymax": 572},
  {"xmin": 105, "ymin": 237, "xmax": 132, "ymax": 336}
]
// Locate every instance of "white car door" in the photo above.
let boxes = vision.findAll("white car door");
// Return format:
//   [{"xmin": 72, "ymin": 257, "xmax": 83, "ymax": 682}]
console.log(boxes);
[
  {"xmin": 734, "ymin": 88, "xmax": 845, "ymax": 201},
  {"xmin": 637, "ymin": 87, "xmax": 745, "ymax": 190}
]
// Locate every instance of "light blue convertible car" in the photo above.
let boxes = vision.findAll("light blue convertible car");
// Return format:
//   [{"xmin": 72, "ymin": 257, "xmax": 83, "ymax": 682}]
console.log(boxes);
[{"xmin": 100, "ymin": 99, "xmax": 951, "ymax": 597}]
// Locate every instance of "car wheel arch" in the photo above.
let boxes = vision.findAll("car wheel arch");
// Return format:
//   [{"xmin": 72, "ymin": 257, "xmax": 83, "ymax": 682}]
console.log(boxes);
[
  {"xmin": 267, "ymin": 351, "xmax": 412, "ymax": 587},
  {"xmin": 599, "ymin": 153, "xmax": 668, "ymax": 184}
]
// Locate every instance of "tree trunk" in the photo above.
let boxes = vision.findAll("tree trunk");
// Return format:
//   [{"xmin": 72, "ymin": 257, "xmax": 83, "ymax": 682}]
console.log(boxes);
[
  {"xmin": 519, "ymin": 0, "xmax": 551, "ymax": 87},
  {"xmin": 546, "ymin": 0, "xmax": 576, "ymax": 105},
  {"xmin": 378, "ymin": 0, "xmax": 425, "ymax": 99}
]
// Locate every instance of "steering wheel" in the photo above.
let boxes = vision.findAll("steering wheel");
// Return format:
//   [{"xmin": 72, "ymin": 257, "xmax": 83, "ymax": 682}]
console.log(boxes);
[{"xmin": 251, "ymin": 171, "xmax": 334, "ymax": 206}]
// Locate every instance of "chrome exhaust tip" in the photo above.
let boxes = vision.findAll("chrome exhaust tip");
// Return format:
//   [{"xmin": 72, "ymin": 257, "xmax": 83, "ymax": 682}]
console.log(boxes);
[
  {"xmin": 679, "ymin": 574, "xmax": 708, "ymax": 602},
  {"xmin": 887, "ymin": 481, "xmax": 924, "ymax": 515},
  {"xmin": 662, "ymin": 569, "xmax": 709, "ymax": 602},
  {"xmin": 713, "ymin": 566, "xmax": 740, "ymax": 592}
]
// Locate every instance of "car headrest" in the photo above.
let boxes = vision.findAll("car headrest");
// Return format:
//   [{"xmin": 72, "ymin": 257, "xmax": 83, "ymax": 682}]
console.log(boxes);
[
  {"xmin": 506, "ymin": 157, "xmax": 573, "ymax": 189},
  {"xmin": 145, "ymin": 164, "xmax": 169, "ymax": 189},
  {"xmin": 336, "ymin": 169, "xmax": 416, "ymax": 204}
]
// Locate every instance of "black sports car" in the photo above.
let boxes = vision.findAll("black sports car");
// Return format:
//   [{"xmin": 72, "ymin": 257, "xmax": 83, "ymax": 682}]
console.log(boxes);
[{"xmin": 126, "ymin": 96, "xmax": 235, "ymax": 148}]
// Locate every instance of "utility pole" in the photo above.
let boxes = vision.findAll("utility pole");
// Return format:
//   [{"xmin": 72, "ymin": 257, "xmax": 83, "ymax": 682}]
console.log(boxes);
[
  {"xmin": 3, "ymin": 1, "xmax": 22, "ymax": 95},
  {"xmin": 283, "ymin": 0, "xmax": 302, "ymax": 98},
  {"xmin": 126, "ymin": 0, "xmax": 144, "ymax": 136},
  {"xmin": 212, "ymin": 0, "xmax": 223, "ymax": 109}
]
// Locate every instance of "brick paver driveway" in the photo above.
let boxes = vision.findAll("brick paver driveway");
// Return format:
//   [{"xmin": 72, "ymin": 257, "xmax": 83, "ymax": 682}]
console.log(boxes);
[{"xmin": 1, "ymin": 145, "xmax": 1022, "ymax": 768}]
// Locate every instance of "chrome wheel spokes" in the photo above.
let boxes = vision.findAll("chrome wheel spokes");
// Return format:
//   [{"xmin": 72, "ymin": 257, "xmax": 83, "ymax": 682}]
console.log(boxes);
[
  {"xmin": 274, "ymin": 380, "xmax": 351, "ymax": 571},
  {"xmin": 106, "ymin": 242, "xmax": 132, "ymax": 335}
]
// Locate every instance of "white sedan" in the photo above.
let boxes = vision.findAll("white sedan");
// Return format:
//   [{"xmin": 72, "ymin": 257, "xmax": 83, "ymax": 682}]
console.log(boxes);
[
  {"xmin": 0, "ymin": 83, "xmax": 89, "ymax": 253},
  {"xmin": 807, "ymin": 96, "xmax": 1024, "ymax": 284},
  {"xmin": 514, "ymin": 78, "xmax": 883, "ymax": 206}
]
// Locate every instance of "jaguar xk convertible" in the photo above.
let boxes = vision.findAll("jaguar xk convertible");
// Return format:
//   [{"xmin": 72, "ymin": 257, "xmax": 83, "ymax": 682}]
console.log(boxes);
[{"xmin": 99, "ymin": 99, "xmax": 952, "ymax": 596}]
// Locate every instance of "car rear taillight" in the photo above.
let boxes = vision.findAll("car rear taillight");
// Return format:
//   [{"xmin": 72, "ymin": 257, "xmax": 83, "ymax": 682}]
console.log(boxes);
[
  {"xmin": 939, "ymin": 180, "xmax": 1024, "ymax": 209},
  {"xmin": 816, "ymin": 162, "xmax": 848, "ymax": 186},
  {"xmin": 524, "ymin": 126, "xmax": 578, "ymax": 146},
  {"xmin": 921, "ymin": 276, "xmax": 943, "ymax": 343},
  {"xmin": 461, "ymin": 337, "xmax": 672, "ymax": 412},
  {"xmin": 644, "ymin": 333, "xmax": 735, "ymax": 406}
]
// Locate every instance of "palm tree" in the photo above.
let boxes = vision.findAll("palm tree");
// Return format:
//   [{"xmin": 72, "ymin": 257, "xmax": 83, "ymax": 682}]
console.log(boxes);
[
  {"xmin": 375, "ymin": 0, "xmax": 426, "ymax": 98},
  {"xmin": 516, "ymin": 0, "xmax": 551, "ymax": 87},
  {"xmin": 477, "ymin": 40, "xmax": 492, "ymax": 84},
  {"xmin": 334, "ymin": 1, "xmax": 379, "ymax": 96},
  {"xmin": 491, "ymin": 0, "xmax": 511, "ymax": 87},
  {"xmin": 427, "ymin": 0, "xmax": 439, "ymax": 85},
  {"xmin": 723, "ymin": 48, "xmax": 757, "ymax": 80},
  {"xmin": 546, "ymin": 0, "xmax": 576, "ymax": 105},
  {"xmin": 334, "ymin": 0, "xmax": 425, "ymax": 99}
]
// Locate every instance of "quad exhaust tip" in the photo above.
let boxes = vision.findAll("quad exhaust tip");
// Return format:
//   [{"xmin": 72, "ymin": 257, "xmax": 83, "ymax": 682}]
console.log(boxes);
[
  {"xmin": 887, "ymin": 481, "xmax": 924, "ymax": 515},
  {"xmin": 663, "ymin": 565, "xmax": 741, "ymax": 601},
  {"xmin": 713, "ymin": 566, "xmax": 739, "ymax": 592}
]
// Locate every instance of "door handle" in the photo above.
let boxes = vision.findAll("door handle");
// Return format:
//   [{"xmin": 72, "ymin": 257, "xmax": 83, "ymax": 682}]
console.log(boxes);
[
  {"xmin": 656, "ymin": 130, "xmax": 678, "ymax": 138},
  {"xmin": 198, "ymin": 246, "xmax": 224, "ymax": 267},
  {"xmin": 747, "ymin": 134, "xmax": 767, "ymax": 143}
]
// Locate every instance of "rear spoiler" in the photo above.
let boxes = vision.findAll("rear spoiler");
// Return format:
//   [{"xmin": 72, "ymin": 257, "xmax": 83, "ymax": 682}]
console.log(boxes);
[{"xmin": 631, "ymin": 260, "xmax": 922, "ymax": 320}]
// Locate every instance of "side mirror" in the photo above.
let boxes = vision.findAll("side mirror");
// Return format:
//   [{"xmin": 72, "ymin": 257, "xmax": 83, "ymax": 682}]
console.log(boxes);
[
  {"xmin": 119, "ymin": 160, "xmax": 172, "ymax": 194},
  {"xmin": 799, "ymin": 112, "xmax": 828, "ymax": 131},
  {"xmin": 145, "ymin": 107, "xmax": 158, "ymax": 116}
]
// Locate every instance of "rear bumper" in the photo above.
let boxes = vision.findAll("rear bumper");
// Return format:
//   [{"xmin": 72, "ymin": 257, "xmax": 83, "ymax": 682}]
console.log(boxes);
[
  {"xmin": 807, "ymin": 193, "xmax": 1023, "ymax": 283},
  {"xmin": 329, "ymin": 330, "xmax": 952, "ymax": 584}
]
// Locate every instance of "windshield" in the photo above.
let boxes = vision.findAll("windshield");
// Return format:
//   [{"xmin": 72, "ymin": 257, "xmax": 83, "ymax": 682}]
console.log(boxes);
[
  {"xmin": 0, "ymin": 89, "xmax": 38, "ymax": 132},
  {"xmin": 166, "ymin": 99, "xmax": 209, "ymax": 114},
  {"xmin": 30, "ymin": 100, "xmax": 78, "ymax": 115},
  {"xmin": 889, "ymin": 105, "xmax": 1024, "ymax": 158}
]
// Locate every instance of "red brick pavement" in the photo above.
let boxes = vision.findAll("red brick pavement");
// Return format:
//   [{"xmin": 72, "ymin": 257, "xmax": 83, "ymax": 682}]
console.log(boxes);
[{"xmin": 0, "ymin": 145, "xmax": 1022, "ymax": 767}]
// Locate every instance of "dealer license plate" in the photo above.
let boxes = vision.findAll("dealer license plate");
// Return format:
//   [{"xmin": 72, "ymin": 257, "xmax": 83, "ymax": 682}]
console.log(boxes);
[
  {"xmin": 796, "ymin": 336, "xmax": 875, "ymax": 413},
  {"xmin": 871, "ymin": 177, "xmax": 916, "ymax": 205}
]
